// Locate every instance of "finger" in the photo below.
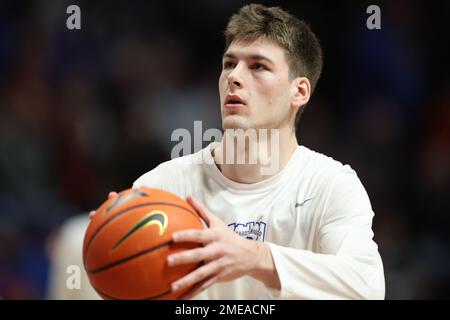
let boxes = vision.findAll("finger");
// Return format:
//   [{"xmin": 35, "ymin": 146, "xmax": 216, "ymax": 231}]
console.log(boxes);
[
  {"xmin": 178, "ymin": 285, "xmax": 202, "ymax": 300},
  {"xmin": 187, "ymin": 195, "xmax": 212, "ymax": 227},
  {"xmin": 171, "ymin": 260, "xmax": 221, "ymax": 293},
  {"xmin": 89, "ymin": 210, "xmax": 96, "ymax": 220},
  {"xmin": 178, "ymin": 275, "xmax": 219, "ymax": 300},
  {"xmin": 172, "ymin": 229, "xmax": 215, "ymax": 245},
  {"xmin": 168, "ymin": 244, "xmax": 219, "ymax": 267},
  {"xmin": 198, "ymin": 274, "xmax": 219, "ymax": 291},
  {"xmin": 108, "ymin": 191, "xmax": 118, "ymax": 199}
]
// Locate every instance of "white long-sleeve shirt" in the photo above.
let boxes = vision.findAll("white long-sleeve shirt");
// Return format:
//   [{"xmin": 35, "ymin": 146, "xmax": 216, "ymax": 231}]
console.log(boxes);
[{"xmin": 133, "ymin": 142, "xmax": 385, "ymax": 299}]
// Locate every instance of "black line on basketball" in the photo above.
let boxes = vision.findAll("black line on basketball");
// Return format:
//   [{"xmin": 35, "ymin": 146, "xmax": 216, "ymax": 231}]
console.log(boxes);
[{"xmin": 86, "ymin": 240, "xmax": 173, "ymax": 274}]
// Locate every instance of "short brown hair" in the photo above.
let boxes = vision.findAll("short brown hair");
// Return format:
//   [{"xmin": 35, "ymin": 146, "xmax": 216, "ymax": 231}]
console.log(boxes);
[{"xmin": 224, "ymin": 4, "xmax": 323, "ymax": 126}]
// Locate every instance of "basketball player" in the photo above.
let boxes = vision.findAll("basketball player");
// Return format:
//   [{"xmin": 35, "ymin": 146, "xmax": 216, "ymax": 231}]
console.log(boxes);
[
  {"xmin": 93, "ymin": 4, "xmax": 385, "ymax": 299},
  {"xmin": 47, "ymin": 214, "xmax": 100, "ymax": 299}
]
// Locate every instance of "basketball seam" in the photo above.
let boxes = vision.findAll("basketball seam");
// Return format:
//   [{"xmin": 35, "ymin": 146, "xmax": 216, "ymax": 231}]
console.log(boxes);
[{"xmin": 86, "ymin": 240, "xmax": 173, "ymax": 274}]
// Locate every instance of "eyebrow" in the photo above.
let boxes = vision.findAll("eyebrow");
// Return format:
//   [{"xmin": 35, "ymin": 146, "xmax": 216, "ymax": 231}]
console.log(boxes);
[{"xmin": 222, "ymin": 53, "xmax": 275, "ymax": 66}]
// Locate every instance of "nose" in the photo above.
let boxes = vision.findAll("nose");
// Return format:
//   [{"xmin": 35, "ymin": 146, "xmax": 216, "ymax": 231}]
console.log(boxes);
[{"xmin": 227, "ymin": 63, "xmax": 244, "ymax": 89}]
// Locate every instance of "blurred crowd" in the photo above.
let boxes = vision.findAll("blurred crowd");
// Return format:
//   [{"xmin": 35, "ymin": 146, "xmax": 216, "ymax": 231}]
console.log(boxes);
[{"xmin": 0, "ymin": 0, "xmax": 449, "ymax": 299}]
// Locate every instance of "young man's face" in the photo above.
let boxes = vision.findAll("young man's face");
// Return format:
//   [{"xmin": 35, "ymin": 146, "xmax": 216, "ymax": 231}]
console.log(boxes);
[{"xmin": 219, "ymin": 37, "xmax": 296, "ymax": 131}]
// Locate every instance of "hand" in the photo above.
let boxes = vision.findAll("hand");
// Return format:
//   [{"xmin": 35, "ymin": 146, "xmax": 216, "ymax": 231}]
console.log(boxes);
[
  {"xmin": 167, "ymin": 195, "xmax": 278, "ymax": 299},
  {"xmin": 89, "ymin": 191, "xmax": 118, "ymax": 219}
]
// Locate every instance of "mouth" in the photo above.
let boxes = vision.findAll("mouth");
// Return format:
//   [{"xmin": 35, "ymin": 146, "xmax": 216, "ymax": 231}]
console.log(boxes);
[{"xmin": 224, "ymin": 94, "xmax": 246, "ymax": 109}]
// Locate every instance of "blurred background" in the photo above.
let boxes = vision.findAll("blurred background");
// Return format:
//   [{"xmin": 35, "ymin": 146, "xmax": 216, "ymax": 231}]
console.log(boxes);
[{"xmin": 0, "ymin": 0, "xmax": 449, "ymax": 299}]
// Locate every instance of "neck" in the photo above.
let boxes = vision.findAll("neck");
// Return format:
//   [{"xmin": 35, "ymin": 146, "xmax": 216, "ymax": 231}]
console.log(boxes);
[{"xmin": 212, "ymin": 126, "xmax": 298, "ymax": 184}]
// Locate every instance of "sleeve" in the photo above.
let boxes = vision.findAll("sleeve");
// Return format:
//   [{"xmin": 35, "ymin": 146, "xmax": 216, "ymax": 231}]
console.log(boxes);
[
  {"xmin": 132, "ymin": 162, "xmax": 186, "ymax": 200},
  {"xmin": 265, "ymin": 171, "xmax": 385, "ymax": 300},
  {"xmin": 132, "ymin": 164, "xmax": 166, "ymax": 190}
]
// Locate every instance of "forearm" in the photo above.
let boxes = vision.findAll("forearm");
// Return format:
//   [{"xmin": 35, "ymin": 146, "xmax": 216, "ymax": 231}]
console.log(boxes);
[{"xmin": 265, "ymin": 243, "xmax": 385, "ymax": 299}]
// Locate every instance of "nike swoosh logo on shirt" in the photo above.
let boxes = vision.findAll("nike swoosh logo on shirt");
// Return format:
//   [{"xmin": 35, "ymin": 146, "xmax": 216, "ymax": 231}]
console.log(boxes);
[{"xmin": 295, "ymin": 197, "xmax": 315, "ymax": 208}]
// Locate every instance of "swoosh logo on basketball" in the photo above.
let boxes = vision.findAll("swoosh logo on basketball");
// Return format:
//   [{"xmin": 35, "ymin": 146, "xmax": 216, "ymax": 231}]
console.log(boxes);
[
  {"xmin": 111, "ymin": 210, "xmax": 168, "ymax": 252},
  {"xmin": 295, "ymin": 197, "xmax": 315, "ymax": 208}
]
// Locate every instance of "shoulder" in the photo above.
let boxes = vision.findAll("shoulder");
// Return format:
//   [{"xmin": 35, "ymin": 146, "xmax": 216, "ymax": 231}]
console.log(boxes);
[
  {"xmin": 299, "ymin": 146, "xmax": 369, "ymax": 206},
  {"xmin": 301, "ymin": 147, "xmax": 372, "ymax": 220},
  {"xmin": 300, "ymin": 146, "xmax": 356, "ymax": 183},
  {"xmin": 132, "ymin": 149, "xmax": 203, "ymax": 189}
]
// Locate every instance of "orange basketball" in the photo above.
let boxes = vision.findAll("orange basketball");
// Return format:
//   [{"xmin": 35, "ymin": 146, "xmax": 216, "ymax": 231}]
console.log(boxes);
[{"xmin": 82, "ymin": 187, "xmax": 204, "ymax": 300}]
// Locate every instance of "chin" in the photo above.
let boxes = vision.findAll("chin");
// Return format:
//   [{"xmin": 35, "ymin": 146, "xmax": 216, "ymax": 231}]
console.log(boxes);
[{"xmin": 222, "ymin": 116, "xmax": 252, "ymax": 130}]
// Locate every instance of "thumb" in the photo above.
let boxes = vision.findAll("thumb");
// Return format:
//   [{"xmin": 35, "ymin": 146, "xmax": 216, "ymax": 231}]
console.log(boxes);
[{"xmin": 187, "ymin": 195, "xmax": 213, "ymax": 227}]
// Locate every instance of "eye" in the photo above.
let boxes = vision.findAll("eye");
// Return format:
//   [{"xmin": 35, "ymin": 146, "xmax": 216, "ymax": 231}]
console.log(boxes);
[
  {"xmin": 223, "ymin": 61, "xmax": 236, "ymax": 69},
  {"xmin": 251, "ymin": 63, "xmax": 267, "ymax": 71}
]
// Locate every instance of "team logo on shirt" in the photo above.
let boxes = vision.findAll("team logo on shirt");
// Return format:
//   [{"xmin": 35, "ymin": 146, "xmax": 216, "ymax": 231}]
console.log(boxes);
[{"xmin": 228, "ymin": 221, "xmax": 267, "ymax": 241}]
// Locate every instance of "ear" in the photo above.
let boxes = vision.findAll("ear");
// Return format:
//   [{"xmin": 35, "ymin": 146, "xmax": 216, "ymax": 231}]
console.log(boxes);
[{"xmin": 291, "ymin": 77, "xmax": 311, "ymax": 111}]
